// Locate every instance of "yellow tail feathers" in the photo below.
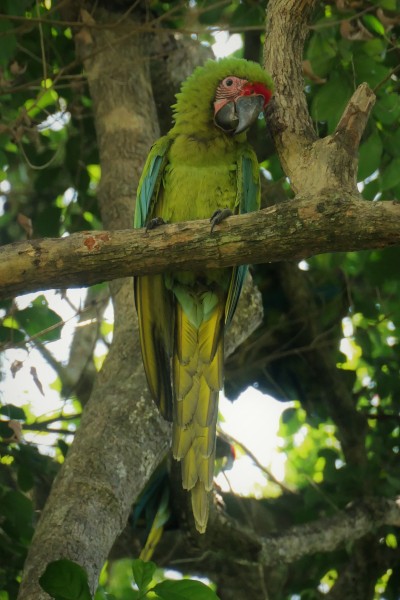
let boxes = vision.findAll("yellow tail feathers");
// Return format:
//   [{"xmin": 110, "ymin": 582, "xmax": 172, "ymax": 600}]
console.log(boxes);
[
  {"xmin": 190, "ymin": 481, "xmax": 209, "ymax": 534},
  {"xmin": 172, "ymin": 300, "xmax": 224, "ymax": 533}
]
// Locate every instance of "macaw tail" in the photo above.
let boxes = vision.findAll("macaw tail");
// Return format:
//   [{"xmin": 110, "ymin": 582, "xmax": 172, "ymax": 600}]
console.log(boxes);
[{"xmin": 172, "ymin": 293, "xmax": 225, "ymax": 533}]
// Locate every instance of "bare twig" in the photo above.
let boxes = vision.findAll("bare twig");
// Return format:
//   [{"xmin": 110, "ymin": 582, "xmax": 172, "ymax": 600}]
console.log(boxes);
[{"xmin": 218, "ymin": 428, "xmax": 297, "ymax": 495}]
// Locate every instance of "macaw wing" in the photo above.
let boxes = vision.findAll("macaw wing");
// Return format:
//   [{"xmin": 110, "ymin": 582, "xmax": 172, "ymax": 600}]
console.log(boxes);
[
  {"xmin": 134, "ymin": 135, "xmax": 174, "ymax": 421},
  {"xmin": 134, "ymin": 135, "xmax": 172, "ymax": 228},
  {"xmin": 225, "ymin": 150, "xmax": 260, "ymax": 326}
]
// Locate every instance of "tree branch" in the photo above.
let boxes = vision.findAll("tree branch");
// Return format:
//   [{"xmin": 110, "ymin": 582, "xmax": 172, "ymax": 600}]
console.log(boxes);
[
  {"xmin": 264, "ymin": 0, "xmax": 375, "ymax": 197},
  {"xmin": 1, "ymin": 196, "xmax": 400, "ymax": 300},
  {"xmin": 149, "ymin": 496, "xmax": 400, "ymax": 578},
  {"xmin": 258, "ymin": 496, "xmax": 400, "ymax": 566}
]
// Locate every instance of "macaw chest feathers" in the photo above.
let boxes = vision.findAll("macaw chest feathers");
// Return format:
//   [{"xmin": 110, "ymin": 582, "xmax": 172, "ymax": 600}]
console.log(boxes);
[{"xmin": 158, "ymin": 161, "xmax": 238, "ymax": 223}]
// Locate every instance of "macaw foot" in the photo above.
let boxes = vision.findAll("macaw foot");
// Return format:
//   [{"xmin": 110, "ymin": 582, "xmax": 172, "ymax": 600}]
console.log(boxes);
[
  {"xmin": 146, "ymin": 217, "xmax": 167, "ymax": 232},
  {"xmin": 210, "ymin": 208, "xmax": 233, "ymax": 233}
]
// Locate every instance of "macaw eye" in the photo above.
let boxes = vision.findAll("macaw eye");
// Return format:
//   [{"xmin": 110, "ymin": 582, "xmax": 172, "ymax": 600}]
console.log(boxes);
[{"xmin": 225, "ymin": 78, "xmax": 233, "ymax": 87}]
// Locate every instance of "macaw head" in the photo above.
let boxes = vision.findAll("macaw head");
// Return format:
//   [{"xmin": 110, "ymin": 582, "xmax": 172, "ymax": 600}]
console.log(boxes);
[
  {"xmin": 213, "ymin": 75, "xmax": 272, "ymax": 135},
  {"xmin": 172, "ymin": 57, "xmax": 273, "ymax": 137}
]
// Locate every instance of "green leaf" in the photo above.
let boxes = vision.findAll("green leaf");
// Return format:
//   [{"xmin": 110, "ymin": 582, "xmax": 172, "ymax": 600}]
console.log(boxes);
[
  {"xmin": 362, "ymin": 15, "xmax": 385, "ymax": 36},
  {"xmin": 382, "ymin": 127, "xmax": 400, "ymax": 158},
  {"xmin": 0, "ymin": 148, "xmax": 8, "ymax": 169},
  {"xmin": 0, "ymin": 421, "xmax": 15, "ymax": 439},
  {"xmin": 0, "ymin": 490, "xmax": 33, "ymax": 540},
  {"xmin": 358, "ymin": 130, "xmax": 382, "ymax": 181},
  {"xmin": 198, "ymin": 0, "xmax": 229, "ymax": 25},
  {"xmin": 17, "ymin": 463, "xmax": 35, "ymax": 492},
  {"xmin": 0, "ymin": 20, "xmax": 17, "ymax": 66},
  {"xmin": 311, "ymin": 72, "xmax": 352, "ymax": 132},
  {"xmin": 153, "ymin": 579, "xmax": 220, "ymax": 600},
  {"xmin": 131, "ymin": 559, "xmax": 156, "ymax": 592},
  {"xmin": 362, "ymin": 38, "xmax": 386, "ymax": 59},
  {"xmin": 94, "ymin": 587, "xmax": 116, "ymax": 600},
  {"xmin": 39, "ymin": 559, "xmax": 92, "ymax": 600},
  {"xmin": 362, "ymin": 177, "xmax": 380, "ymax": 201},
  {"xmin": 280, "ymin": 406, "xmax": 304, "ymax": 436},
  {"xmin": 4, "ymin": 0, "xmax": 33, "ymax": 16},
  {"xmin": 58, "ymin": 439, "xmax": 70, "ymax": 458},
  {"xmin": 381, "ymin": 158, "xmax": 400, "ymax": 190},
  {"xmin": 370, "ymin": 0, "xmax": 396, "ymax": 8},
  {"xmin": 35, "ymin": 204, "xmax": 63, "ymax": 237},
  {"xmin": 230, "ymin": 3, "xmax": 264, "ymax": 28},
  {"xmin": 0, "ymin": 324, "xmax": 25, "ymax": 344},
  {"xmin": 307, "ymin": 33, "xmax": 337, "ymax": 77},
  {"xmin": 24, "ymin": 88, "xmax": 59, "ymax": 119},
  {"xmin": 352, "ymin": 55, "xmax": 388, "ymax": 89},
  {"xmin": 374, "ymin": 93, "xmax": 400, "ymax": 126},
  {"xmin": 0, "ymin": 404, "xmax": 26, "ymax": 420},
  {"xmin": 15, "ymin": 295, "xmax": 61, "ymax": 342}
]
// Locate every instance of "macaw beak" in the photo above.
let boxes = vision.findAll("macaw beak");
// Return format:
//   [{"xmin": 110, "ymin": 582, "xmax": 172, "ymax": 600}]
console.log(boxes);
[{"xmin": 214, "ymin": 94, "xmax": 265, "ymax": 135}]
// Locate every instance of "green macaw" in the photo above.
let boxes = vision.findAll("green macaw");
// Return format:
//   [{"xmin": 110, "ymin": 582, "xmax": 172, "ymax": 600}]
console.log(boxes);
[{"xmin": 134, "ymin": 58, "xmax": 273, "ymax": 533}]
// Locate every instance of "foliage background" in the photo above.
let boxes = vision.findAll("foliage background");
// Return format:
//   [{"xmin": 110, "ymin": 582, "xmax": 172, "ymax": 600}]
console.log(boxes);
[{"xmin": 1, "ymin": 0, "xmax": 400, "ymax": 599}]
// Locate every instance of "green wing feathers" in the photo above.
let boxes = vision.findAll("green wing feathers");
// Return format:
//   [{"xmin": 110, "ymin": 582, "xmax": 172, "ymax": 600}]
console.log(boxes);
[
  {"xmin": 134, "ymin": 136, "xmax": 174, "ymax": 420},
  {"xmin": 240, "ymin": 151, "xmax": 261, "ymax": 214},
  {"xmin": 134, "ymin": 136, "xmax": 171, "ymax": 229},
  {"xmin": 225, "ymin": 152, "xmax": 261, "ymax": 326},
  {"xmin": 134, "ymin": 275, "xmax": 174, "ymax": 421}
]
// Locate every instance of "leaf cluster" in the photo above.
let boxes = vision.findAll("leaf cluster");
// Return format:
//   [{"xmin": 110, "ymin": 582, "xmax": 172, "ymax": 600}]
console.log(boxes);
[{"xmin": 39, "ymin": 559, "xmax": 219, "ymax": 600}]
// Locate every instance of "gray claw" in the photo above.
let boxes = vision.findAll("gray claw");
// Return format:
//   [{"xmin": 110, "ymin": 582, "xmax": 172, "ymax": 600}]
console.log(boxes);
[
  {"xmin": 210, "ymin": 208, "xmax": 233, "ymax": 233},
  {"xmin": 146, "ymin": 217, "xmax": 166, "ymax": 232}
]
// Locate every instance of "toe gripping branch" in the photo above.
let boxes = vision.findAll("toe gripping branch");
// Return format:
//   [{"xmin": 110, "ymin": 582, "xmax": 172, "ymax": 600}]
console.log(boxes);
[
  {"xmin": 210, "ymin": 208, "xmax": 233, "ymax": 233},
  {"xmin": 146, "ymin": 217, "xmax": 167, "ymax": 232}
]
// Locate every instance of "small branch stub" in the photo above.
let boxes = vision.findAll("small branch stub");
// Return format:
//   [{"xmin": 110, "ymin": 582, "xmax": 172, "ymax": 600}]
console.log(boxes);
[{"xmin": 334, "ymin": 82, "xmax": 376, "ymax": 151}]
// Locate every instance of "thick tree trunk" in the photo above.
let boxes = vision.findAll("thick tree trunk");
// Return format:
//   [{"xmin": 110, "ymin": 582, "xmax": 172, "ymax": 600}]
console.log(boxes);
[{"xmin": 17, "ymin": 14, "xmax": 171, "ymax": 600}]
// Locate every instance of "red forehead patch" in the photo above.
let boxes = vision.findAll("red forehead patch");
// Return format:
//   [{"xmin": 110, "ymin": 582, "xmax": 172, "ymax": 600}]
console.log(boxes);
[{"xmin": 243, "ymin": 82, "xmax": 272, "ymax": 107}]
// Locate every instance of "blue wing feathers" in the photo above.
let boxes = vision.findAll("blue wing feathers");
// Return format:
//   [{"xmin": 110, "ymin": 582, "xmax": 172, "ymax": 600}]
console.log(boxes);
[
  {"xmin": 225, "ymin": 152, "xmax": 260, "ymax": 326},
  {"xmin": 134, "ymin": 136, "xmax": 171, "ymax": 229},
  {"xmin": 241, "ymin": 154, "xmax": 260, "ymax": 214}
]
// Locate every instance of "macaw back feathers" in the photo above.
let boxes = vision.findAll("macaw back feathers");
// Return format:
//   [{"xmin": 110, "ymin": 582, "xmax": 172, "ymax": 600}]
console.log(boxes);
[{"xmin": 134, "ymin": 57, "xmax": 272, "ymax": 533}]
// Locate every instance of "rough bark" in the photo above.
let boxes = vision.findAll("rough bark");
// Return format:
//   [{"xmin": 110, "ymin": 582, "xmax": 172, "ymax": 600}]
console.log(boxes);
[
  {"xmin": 264, "ymin": 0, "xmax": 374, "ymax": 198},
  {"xmin": 1, "ymin": 195, "xmax": 400, "ymax": 300},
  {"xmin": 144, "ymin": 496, "xmax": 400, "ymax": 581},
  {"xmin": 257, "ymin": 497, "xmax": 400, "ymax": 565},
  {"xmin": 325, "ymin": 541, "xmax": 400, "ymax": 600}
]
